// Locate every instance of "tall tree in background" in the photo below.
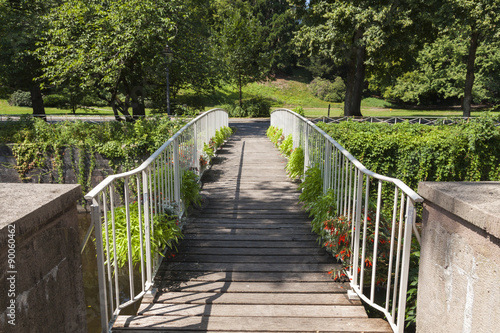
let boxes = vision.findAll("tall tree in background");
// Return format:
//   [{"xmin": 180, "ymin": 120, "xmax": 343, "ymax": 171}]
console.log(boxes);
[
  {"xmin": 38, "ymin": 0, "xmax": 183, "ymax": 120},
  {"xmin": 292, "ymin": 0, "xmax": 437, "ymax": 117},
  {"xmin": 0, "ymin": 0, "xmax": 55, "ymax": 119},
  {"xmin": 253, "ymin": 0, "xmax": 299, "ymax": 74},
  {"xmin": 383, "ymin": 0, "xmax": 500, "ymax": 115},
  {"xmin": 151, "ymin": 0, "xmax": 222, "ymax": 110},
  {"xmin": 213, "ymin": 0, "xmax": 270, "ymax": 107},
  {"xmin": 446, "ymin": 0, "xmax": 500, "ymax": 117}
]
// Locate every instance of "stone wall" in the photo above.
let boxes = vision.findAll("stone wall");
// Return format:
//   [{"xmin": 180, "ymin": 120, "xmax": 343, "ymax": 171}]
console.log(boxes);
[
  {"xmin": 417, "ymin": 182, "xmax": 500, "ymax": 333},
  {"xmin": 0, "ymin": 184, "xmax": 87, "ymax": 333}
]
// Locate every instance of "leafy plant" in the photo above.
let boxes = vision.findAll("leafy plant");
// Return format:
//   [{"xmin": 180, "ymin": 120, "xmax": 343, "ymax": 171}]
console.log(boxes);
[
  {"xmin": 181, "ymin": 169, "xmax": 201, "ymax": 212},
  {"xmin": 308, "ymin": 77, "xmax": 346, "ymax": 103},
  {"xmin": 279, "ymin": 134, "xmax": 293, "ymax": 157},
  {"xmin": 103, "ymin": 202, "xmax": 183, "ymax": 270},
  {"xmin": 292, "ymin": 106, "xmax": 305, "ymax": 116},
  {"xmin": 8, "ymin": 90, "xmax": 32, "ymax": 107},
  {"xmin": 298, "ymin": 166, "xmax": 323, "ymax": 211},
  {"xmin": 266, "ymin": 126, "xmax": 283, "ymax": 147},
  {"xmin": 285, "ymin": 146, "xmax": 304, "ymax": 179}
]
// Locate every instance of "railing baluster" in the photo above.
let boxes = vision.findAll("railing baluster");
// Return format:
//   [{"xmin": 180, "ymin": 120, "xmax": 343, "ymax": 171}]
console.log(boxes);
[
  {"xmin": 124, "ymin": 177, "xmax": 135, "ymax": 300},
  {"xmin": 91, "ymin": 201, "xmax": 109, "ymax": 333},
  {"xmin": 137, "ymin": 176, "xmax": 145, "ymax": 288},
  {"xmin": 370, "ymin": 180, "xmax": 383, "ymax": 302}
]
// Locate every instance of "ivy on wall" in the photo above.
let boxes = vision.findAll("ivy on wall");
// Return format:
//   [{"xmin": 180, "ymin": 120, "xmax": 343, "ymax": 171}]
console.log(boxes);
[{"xmin": 1, "ymin": 116, "xmax": 187, "ymax": 197}]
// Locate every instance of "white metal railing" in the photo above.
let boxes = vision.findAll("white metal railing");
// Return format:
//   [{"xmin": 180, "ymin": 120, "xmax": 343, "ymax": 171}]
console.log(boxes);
[
  {"xmin": 311, "ymin": 116, "xmax": 500, "ymax": 126},
  {"xmin": 271, "ymin": 109, "xmax": 423, "ymax": 333},
  {"xmin": 84, "ymin": 109, "xmax": 228, "ymax": 332}
]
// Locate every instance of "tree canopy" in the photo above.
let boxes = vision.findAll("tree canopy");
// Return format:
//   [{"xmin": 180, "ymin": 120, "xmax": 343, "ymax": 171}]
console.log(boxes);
[{"xmin": 1, "ymin": 0, "xmax": 500, "ymax": 118}]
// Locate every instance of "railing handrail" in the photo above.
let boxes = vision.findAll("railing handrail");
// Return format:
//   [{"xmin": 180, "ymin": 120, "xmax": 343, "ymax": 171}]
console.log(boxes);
[
  {"xmin": 272, "ymin": 109, "xmax": 423, "ymax": 203},
  {"xmin": 85, "ymin": 108, "xmax": 225, "ymax": 201}
]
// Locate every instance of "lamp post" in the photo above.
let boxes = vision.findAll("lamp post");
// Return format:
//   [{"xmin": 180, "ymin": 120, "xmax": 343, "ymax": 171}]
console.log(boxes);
[{"xmin": 164, "ymin": 44, "xmax": 174, "ymax": 115}]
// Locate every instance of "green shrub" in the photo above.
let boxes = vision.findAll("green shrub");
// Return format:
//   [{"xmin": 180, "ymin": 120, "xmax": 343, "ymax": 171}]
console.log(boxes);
[
  {"xmin": 317, "ymin": 113, "xmax": 500, "ymax": 187},
  {"xmin": 221, "ymin": 98, "xmax": 271, "ymax": 117},
  {"xmin": 8, "ymin": 90, "xmax": 32, "ymax": 107},
  {"xmin": 242, "ymin": 98, "xmax": 271, "ymax": 117},
  {"xmin": 292, "ymin": 106, "xmax": 305, "ymax": 117},
  {"xmin": 43, "ymin": 94, "xmax": 69, "ymax": 108},
  {"xmin": 308, "ymin": 77, "xmax": 346, "ymax": 103}
]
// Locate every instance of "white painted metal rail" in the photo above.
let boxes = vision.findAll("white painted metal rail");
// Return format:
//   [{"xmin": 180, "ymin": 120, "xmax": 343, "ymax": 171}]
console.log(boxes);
[
  {"xmin": 84, "ymin": 109, "xmax": 228, "ymax": 332},
  {"xmin": 271, "ymin": 109, "xmax": 423, "ymax": 333}
]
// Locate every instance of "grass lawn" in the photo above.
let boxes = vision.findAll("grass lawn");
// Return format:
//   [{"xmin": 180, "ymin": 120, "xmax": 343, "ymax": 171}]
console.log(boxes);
[
  {"xmin": 2, "ymin": 73, "xmax": 497, "ymax": 118},
  {"xmin": 0, "ymin": 99, "xmax": 118, "ymax": 116}
]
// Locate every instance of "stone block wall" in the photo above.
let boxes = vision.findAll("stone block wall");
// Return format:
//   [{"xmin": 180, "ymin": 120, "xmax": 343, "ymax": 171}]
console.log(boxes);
[
  {"xmin": 0, "ymin": 184, "xmax": 87, "ymax": 333},
  {"xmin": 417, "ymin": 182, "xmax": 500, "ymax": 333}
]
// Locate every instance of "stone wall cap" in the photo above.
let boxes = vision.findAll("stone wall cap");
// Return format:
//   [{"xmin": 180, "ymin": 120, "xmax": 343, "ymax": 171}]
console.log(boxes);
[
  {"xmin": 418, "ymin": 181, "xmax": 500, "ymax": 239},
  {"xmin": 0, "ymin": 183, "xmax": 81, "ymax": 240}
]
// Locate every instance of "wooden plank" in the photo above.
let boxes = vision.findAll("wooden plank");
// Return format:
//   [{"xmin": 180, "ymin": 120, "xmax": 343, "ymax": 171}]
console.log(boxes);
[
  {"xmin": 195, "ymin": 214, "xmax": 309, "ymax": 220},
  {"xmin": 182, "ymin": 233, "xmax": 317, "ymax": 241},
  {"xmin": 189, "ymin": 218, "xmax": 311, "ymax": 224},
  {"xmin": 178, "ymin": 240, "xmax": 318, "ymax": 248},
  {"xmin": 174, "ymin": 247, "xmax": 326, "ymax": 256},
  {"xmin": 163, "ymin": 262, "xmax": 336, "ymax": 273},
  {"xmin": 137, "ymin": 303, "xmax": 368, "ymax": 318},
  {"xmin": 168, "ymin": 254, "xmax": 332, "ymax": 264},
  {"xmin": 184, "ymin": 223, "xmax": 311, "ymax": 230},
  {"xmin": 113, "ymin": 315, "xmax": 392, "ymax": 332},
  {"xmin": 158, "ymin": 281, "xmax": 346, "ymax": 293},
  {"xmin": 155, "ymin": 271, "xmax": 339, "ymax": 283},
  {"xmin": 150, "ymin": 291, "xmax": 356, "ymax": 305}
]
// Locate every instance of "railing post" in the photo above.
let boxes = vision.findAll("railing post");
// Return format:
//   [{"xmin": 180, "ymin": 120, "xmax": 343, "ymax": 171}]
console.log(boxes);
[
  {"xmin": 323, "ymin": 141, "xmax": 331, "ymax": 194},
  {"xmin": 142, "ymin": 170, "xmax": 152, "ymax": 289},
  {"xmin": 303, "ymin": 124, "xmax": 310, "ymax": 176},
  {"xmin": 396, "ymin": 200, "xmax": 416, "ymax": 332},
  {"xmin": 91, "ymin": 202, "xmax": 109, "ymax": 333},
  {"xmin": 193, "ymin": 122, "xmax": 198, "ymax": 174},
  {"xmin": 173, "ymin": 138, "xmax": 181, "ymax": 214}
]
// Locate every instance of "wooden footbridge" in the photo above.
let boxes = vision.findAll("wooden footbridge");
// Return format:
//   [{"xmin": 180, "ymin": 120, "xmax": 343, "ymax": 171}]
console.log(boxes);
[{"xmin": 111, "ymin": 120, "xmax": 392, "ymax": 332}]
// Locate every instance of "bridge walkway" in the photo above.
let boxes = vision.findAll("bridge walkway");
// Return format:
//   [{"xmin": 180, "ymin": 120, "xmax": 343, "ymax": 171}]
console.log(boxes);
[{"xmin": 112, "ymin": 119, "xmax": 392, "ymax": 332}]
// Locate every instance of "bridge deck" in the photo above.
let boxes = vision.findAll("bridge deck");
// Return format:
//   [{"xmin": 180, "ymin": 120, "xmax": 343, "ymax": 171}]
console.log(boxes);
[{"xmin": 112, "ymin": 120, "xmax": 392, "ymax": 332}]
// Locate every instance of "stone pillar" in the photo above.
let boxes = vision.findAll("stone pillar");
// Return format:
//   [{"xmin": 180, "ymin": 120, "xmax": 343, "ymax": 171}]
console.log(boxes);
[
  {"xmin": 0, "ymin": 184, "xmax": 87, "ymax": 333},
  {"xmin": 417, "ymin": 182, "xmax": 500, "ymax": 333}
]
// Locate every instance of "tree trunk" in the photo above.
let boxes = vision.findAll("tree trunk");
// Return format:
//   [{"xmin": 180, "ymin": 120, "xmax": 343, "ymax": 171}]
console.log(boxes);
[
  {"xmin": 238, "ymin": 71, "xmax": 243, "ymax": 108},
  {"xmin": 463, "ymin": 31, "xmax": 479, "ymax": 118},
  {"xmin": 30, "ymin": 83, "xmax": 46, "ymax": 121},
  {"xmin": 344, "ymin": 29, "xmax": 364, "ymax": 117},
  {"xmin": 130, "ymin": 84, "xmax": 146, "ymax": 119}
]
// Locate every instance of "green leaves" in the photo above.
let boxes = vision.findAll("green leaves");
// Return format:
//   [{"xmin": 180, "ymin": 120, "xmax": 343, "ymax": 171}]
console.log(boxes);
[{"xmin": 317, "ymin": 115, "xmax": 500, "ymax": 187}]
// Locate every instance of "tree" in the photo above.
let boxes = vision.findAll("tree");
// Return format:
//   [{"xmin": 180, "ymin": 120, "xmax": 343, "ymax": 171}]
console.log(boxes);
[
  {"xmin": 292, "ymin": 0, "xmax": 437, "ymax": 117},
  {"xmin": 213, "ymin": 0, "xmax": 270, "ymax": 107},
  {"xmin": 0, "ymin": 0, "xmax": 58, "ymax": 119},
  {"xmin": 383, "ymin": 0, "xmax": 500, "ymax": 115},
  {"xmin": 37, "ymin": 0, "xmax": 183, "ymax": 121},
  {"xmin": 252, "ymin": 0, "xmax": 300, "ymax": 73},
  {"xmin": 445, "ymin": 0, "xmax": 500, "ymax": 117}
]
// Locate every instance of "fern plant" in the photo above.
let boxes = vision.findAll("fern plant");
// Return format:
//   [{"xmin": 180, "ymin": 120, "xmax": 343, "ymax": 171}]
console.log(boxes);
[{"xmin": 103, "ymin": 202, "xmax": 183, "ymax": 270}]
